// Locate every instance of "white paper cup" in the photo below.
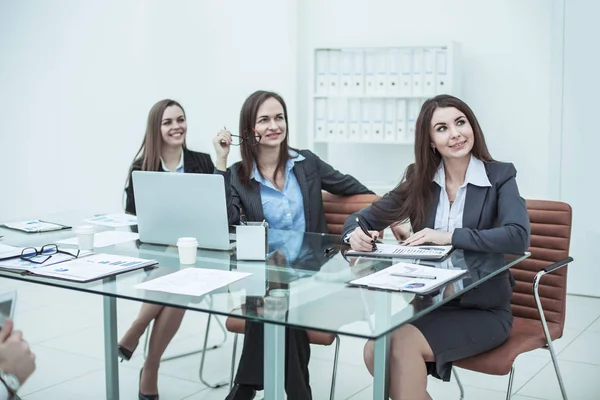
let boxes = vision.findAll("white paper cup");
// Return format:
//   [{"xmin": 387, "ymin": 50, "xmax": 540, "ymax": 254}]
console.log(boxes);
[
  {"xmin": 75, "ymin": 225, "xmax": 95, "ymax": 251},
  {"xmin": 177, "ymin": 237, "xmax": 198, "ymax": 265}
]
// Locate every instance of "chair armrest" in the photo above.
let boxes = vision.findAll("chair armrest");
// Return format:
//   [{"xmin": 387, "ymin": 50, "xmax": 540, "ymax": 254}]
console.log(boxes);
[{"xmin": 542, "ymin": 257, "xmax": 574, "ymax": 274}]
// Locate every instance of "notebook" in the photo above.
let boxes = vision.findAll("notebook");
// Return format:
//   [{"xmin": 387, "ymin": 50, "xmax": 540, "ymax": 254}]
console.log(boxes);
[
  {"xmin": 2, "ymin": 220, "xmax": 71, "ymax": 233},
  {"xmin": 348, "ymin": 261, "xmax": 467, "ymax": 294},
  {"xmin": 346, "ymin": 244, "xmax": 453, "ymax": 260}
]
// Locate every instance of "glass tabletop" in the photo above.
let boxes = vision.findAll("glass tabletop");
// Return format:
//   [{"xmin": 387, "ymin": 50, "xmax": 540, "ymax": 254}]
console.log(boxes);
[{"xmin": 0, "ymin": 212, "xmax": 529, "ymax": 340}]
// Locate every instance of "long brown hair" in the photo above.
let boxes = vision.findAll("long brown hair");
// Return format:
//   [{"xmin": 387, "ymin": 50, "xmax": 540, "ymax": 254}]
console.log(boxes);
[
  {"xmin": 130, "ymin": 99, "xmax": 187, "ymax": 172},
  {"xmin": 371, "ymin": 94, "xmax": 494, "ymax": 230},
  {"xmin": 237, "ymin": 90, "xmax": 293, "ymax": 186}
]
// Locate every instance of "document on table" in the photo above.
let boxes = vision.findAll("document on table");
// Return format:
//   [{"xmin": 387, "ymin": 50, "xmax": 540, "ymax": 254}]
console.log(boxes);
[
  {"xmin": 135, "ymin": 268, "xmax": 252, "ymax": 297},
  {"xmin": 0, "ymin": 249, "xmax": 90, "ymax": 272},
  {"xmin": 0, "ymin": 244, "xmax": 23, "ymax": 260},
  {"xmin": 30, "ymin": 253, "xmax": 157, "ymax": 282},
  {"xmin": 346, "ymin": 244, "xmax": 453, "ymax": 260},
  {"xmin": 57, "ymin": 231, "xmax": 139, "ymax": 248},
  {"xmin": 2, "ymin": 220, "xmax": 71, "ymax": 233},
  {"xmin": 84, "ymin": 214, "xmax": 138, "ymax": 228},
  {"xmin": 348, "ymin": 262, "xmax": 467, "ymax": 294}
]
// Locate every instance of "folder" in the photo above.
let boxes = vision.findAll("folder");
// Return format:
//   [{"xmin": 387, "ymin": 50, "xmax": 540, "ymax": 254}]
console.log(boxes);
[
  {"xmin": 387, "ymin": 50, "xmax": 400, "ymax": 95},
  {"xmin": 314, "ymin": 99, "xmax": 327, "ymax": 140},
  {"xmin": 396, "ymin": 99, "xmax": 407, "ymax": 142},
  {"xmin": 371, "ymin": 100, "xmax": 384, "ymax": 141},
  {"xmin": 435, "ymin": 48, "xmax": 448, "ymax": 94},
  {"xmin": 398, "ymin": 49, "xmax": 412, "ymax": 97},
  {"xmin": 348, "ymin": 99, "xmax": 361, "ymax": 141},
  {"xmin": 360, "ymin": 99, "xmax": 371, "ymax": 140},
  {"xmin": 315, "ymin": 50, "xmax": 328, "ymax": 95},
  {"xmin": 352, "ymin": 51, "xmax": 364, "ymax": 95},
  {"xmin": 423, "ymin": 48, "xmax": 435, "ymax": 97},
  {"xmin": 328, "ymin": 50, "xmax": 341, "ymax": 95},
  {"xmin": 407, "ymin": 99, "xmax": 421, "ymax": 140},
  {"xmin": 384, "ymin": 100, "xmax": 396, "ymax": 142},
  {"xmin": 412, "ymin": 49, "xmax": 424, "ymax": 97},
  {"xmin": 364, "ymin": 51, "xmax": 377, "ymax": 95},
  {"xmin": 340, "ymin": 51, "xmax": 354, "ymax": 95},
  {"xmin": 375, "ymin": 51, "xmax": 387, "ymax": 95},
  {"xmin": 336, "ymin": 98, "xmax": 347, "ymax": 140},
  {"xmin": 327, "ymin": 99, "xmax": 337, "ymax": 140}
]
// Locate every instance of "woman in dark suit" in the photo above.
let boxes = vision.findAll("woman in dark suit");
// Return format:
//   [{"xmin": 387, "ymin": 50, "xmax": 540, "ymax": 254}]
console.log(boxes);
[
  {"xmin": 343, "ymin": 94, "xmax": 531, "ymax": 400},
  {"xmin": 120, "ymin": 99, "xmax": 229, "ymax": 400},
  {"xmin": 219, "ymin": 90, "xmax": 373, "ymax": 400}
]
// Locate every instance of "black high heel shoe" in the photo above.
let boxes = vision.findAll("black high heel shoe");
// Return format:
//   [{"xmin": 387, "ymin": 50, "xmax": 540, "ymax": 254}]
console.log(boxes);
[
  {"xmin": 117, "ymin": 343, "xmax": 138, "ymax": 362},
  {"xmin": 139, "ymin": 368, "xmax": 159, "ymax": 400}
]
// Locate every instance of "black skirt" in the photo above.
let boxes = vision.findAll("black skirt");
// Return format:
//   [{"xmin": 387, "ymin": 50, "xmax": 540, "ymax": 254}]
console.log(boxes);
[{"xmin": 411, "ymin": 272, "xmax": 514, "ymax": 381}]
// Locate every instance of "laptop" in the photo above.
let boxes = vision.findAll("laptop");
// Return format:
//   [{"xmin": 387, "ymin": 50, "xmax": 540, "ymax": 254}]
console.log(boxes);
[
  {"xmin": 132, "ymin": 171, "xmax": 235, "ymax": 251},
  {"xmin": 0, "ymin": 290, "xmax": 17, "ymax": 329}
]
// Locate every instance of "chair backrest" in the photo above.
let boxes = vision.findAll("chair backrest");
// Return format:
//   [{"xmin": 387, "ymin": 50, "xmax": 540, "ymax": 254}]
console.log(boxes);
[
  {"xmin": 321, "ymin": 192, "xmax": 382, "ymax": 235},
  {"xmin": 510, "ymin": 200, "xmax": 572, "ymax": 332}
]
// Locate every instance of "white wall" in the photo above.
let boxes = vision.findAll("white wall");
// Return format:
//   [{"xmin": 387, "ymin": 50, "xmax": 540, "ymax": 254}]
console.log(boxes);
[
  {"xmin": 0, "ymin": 0, "xmax": 298, "ymax": 220},
  {"xmin": 559, "ymin": 0, "xmax": 600, "ymax": 296},
  {"xmin": 296, "ymin": 0, "xmax": 556, "ymax": 200}
]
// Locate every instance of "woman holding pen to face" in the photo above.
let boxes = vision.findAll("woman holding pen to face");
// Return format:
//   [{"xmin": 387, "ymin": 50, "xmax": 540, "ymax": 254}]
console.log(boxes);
[
  {"xmin": 220, "ymin": 90, "xmax": 373, "ymax": 400},
  {"xmin": 342, "ymin": 94, "xmax": 531, "ymax": 400},
  {"xmin": 119, "ymin": 99, "xmax": 230, "ymax": 400}
]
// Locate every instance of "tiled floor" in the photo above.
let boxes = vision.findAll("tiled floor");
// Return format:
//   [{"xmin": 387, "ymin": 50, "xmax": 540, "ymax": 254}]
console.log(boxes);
[{"xmin": 3, "ymin": 277, "xmax": 600, "ymax": 399}]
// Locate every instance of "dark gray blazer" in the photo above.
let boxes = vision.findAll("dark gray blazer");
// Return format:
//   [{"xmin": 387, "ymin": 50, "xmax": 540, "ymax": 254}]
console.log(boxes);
[
  {"xmin": 226, "ymin": 149, "xmax": 373, "ymax": 234},
  {"xmin": 342, "ymin": 161, "xmax": 530, "ymax": 254}
]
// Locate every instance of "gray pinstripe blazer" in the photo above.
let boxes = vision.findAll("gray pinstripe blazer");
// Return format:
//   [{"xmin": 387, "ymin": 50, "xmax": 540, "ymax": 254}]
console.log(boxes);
[
  {"xmin": 225, "ymin": 149, "xmax": 373, "ymax": 234},
  {"xmin": 342, "ymin": 161, "xmax": 530, "ymax": 254}
]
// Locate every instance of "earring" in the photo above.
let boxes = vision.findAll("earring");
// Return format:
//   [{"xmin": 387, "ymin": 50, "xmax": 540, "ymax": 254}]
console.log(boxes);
[{"xmin": 432, "ymin": 147, "xmax": 437, "ymax": 154}]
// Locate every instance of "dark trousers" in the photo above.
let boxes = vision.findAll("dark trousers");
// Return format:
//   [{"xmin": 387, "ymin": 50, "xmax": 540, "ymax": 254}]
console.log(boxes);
[{"xmin": 234, "ymin": 320, "xmax": 312, "ymax": 400}]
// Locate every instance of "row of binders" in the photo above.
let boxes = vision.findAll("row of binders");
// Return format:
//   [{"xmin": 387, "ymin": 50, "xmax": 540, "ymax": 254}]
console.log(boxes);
[
  {"xmin": 315, "ymin": 47, "xmax": 450, "ymax": 97},
  {"xmin": 314, "ymin": 98, "xmax": 425, "ymax": 143}
]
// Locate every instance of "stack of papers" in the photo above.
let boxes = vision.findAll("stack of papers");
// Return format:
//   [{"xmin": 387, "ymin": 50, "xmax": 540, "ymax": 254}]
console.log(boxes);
[
  {"xmin": 349, "ymin": 262, "xmax": 467, "ymax": 294},
  {"xmin": 57, "ymin": 231, "xmax": 139, "ymax": 248},
  {"xmin": 0, "ymin": 244, "xmax": 23, "ymax": 260},
  {"xmin": 29, "ymin": 253, "xmax": 157, "ymax": 282},
  {"xmin": 346, "ymin": 244, "xmax": 453, "ymax": 260},
  {"xmin": 85, "ymin": 214, "xmax": 137, "ymax": 228},
  {"xmin": 0, "ymin": 249, "xmax": 87, "ymax": 272},
  {"xmin": 135, "ymin": 268, "xmax": 252, "ymax": 297}
]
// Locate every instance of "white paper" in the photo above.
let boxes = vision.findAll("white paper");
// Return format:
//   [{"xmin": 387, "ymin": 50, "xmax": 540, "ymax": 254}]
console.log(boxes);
[
  {"xmin": 57, "ymin": 231, "xmax": 139, "ymax": 248},
  {"xmin": 350, "ymin": 262, "xmax": 466, "ymax": 294},
  {"xmin": 0, "ymin": 244, "xmax": 23, "ymax": 259},
  {"xmin": 347, "ymin": 244, "xmax": 453, "ymax": 260},
  {"xmin": 135, "ymin": 268, "xmax": 252, "ymax": 297},
  {"xmin": 84, "ymin": 214, "xmax": 138, "ymax": 227},
  {"xmin": 32, "ymin": 253, "xmax": 155, "ymax": 281},
  {"xmin": 4, "ymin": 220, "xmax": 66, "ymax": 233}
]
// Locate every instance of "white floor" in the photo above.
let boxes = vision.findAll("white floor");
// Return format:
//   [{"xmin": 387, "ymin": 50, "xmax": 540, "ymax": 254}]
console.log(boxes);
[{"xmin": 4, "ymin": 278, "xmax": 600, "ymax": 399}]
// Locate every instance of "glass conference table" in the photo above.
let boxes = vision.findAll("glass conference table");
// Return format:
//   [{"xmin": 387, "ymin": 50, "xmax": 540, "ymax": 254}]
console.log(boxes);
[{"xmin": 0, "ymin": 215, "xmax": 528, "ymax": 399}]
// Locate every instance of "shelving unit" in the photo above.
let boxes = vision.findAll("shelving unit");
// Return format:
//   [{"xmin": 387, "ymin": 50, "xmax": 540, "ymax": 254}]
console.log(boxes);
[{"xmin": 308, "ymin": 43, "xmax": 461, "ymax": 194}]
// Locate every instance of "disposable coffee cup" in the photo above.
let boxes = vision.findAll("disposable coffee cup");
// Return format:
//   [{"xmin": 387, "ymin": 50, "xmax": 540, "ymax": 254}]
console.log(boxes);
[
  {"xmin": 177, "ymin": 237, "xmax": 198, "ymax": 265},
  {"xmin": 75, "ymin": 225, "xmax": 95, "ymax": 251}
]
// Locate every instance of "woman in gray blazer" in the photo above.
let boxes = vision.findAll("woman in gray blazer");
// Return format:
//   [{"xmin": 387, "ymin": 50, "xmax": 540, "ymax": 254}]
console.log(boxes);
[
  {"xmin": 220, "ymin": 90, "xmax": 373, "ymax": 400},
  {"xmin": 342, "ymin": 94, "xmax": 531, "ymax": 400}
]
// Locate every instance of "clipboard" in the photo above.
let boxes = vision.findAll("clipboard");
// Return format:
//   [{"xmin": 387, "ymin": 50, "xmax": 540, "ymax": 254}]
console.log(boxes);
[{"xmin": 2, "ymin": 220, "xmax": 72, "ymax": 234}]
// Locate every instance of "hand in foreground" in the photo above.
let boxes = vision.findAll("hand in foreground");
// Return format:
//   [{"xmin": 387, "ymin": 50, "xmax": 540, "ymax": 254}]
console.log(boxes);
[
  {"xmin": 401, "ymin": 228, "xmax": 452, "ymax": 247},
  {"xmin": 348, "ymin": 227, "xmax": 379, "ymax": 252},
  {"xmin": 0, "ymin": 319, "xmax": 36, "ymax": 385}
]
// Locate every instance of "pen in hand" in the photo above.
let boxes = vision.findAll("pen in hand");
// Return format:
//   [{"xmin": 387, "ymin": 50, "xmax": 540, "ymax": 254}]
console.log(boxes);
[{"xmin": 355, "ymin": 217, "xmax": 378, "ymax": 250}]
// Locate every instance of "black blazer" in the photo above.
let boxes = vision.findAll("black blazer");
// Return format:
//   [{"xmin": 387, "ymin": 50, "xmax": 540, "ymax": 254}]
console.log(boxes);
[
  {"xmin": 342, "ymin": 161, "xmax": 531, "ymax": 254},
  {"xmin": 226, "ymin": 149, "xmax": 373, "ymax": 233},
  {"xmin": 124, "ymin": 149, "xmax": 216, "ymax": 215}
]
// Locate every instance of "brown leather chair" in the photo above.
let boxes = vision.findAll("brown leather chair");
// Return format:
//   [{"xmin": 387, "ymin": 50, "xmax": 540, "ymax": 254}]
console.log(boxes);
[
  {"xmin": 453, "ymin": 199, "xmax": 573, "ymax": 400},
  {"xmin": 223, "ymin": 192, "xmax": 382, "ymax": 399},
  {"xmin": 322, "ymin": 192, "xmax": 382, "ymax": 235}
]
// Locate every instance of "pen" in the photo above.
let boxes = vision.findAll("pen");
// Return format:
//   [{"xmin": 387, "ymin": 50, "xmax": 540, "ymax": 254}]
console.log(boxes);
[
  {"xmin": 355, "ymin": 217, "xmax": 378, "ymax": 250},
  {"xmin": 390, "ymin": 272, "xmax": 437, "ymax": 280}
]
